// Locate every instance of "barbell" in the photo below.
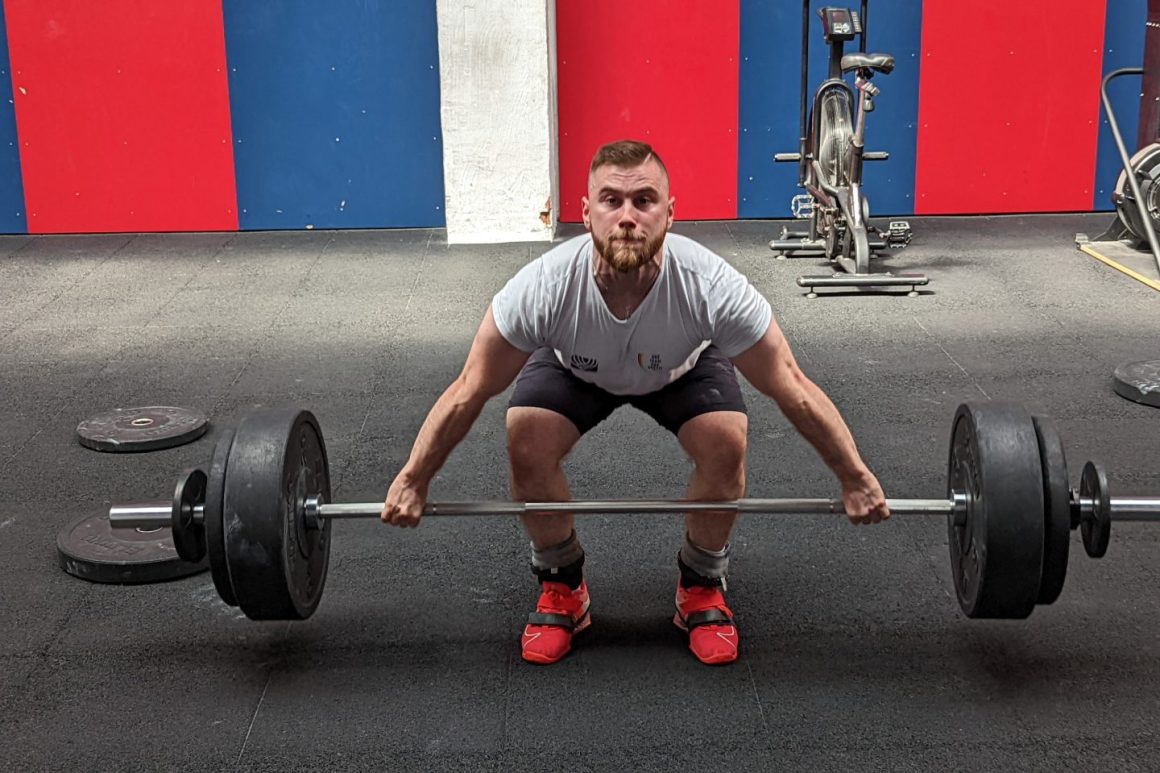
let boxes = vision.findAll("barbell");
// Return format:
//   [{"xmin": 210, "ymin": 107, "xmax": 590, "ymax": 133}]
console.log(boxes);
[{"xmin": 107, "ymin": 402, "xmax": 1160, "ymax": 622}]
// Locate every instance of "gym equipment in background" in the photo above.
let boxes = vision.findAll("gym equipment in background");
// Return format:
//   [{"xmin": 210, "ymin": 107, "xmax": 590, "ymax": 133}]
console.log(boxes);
[{"xmin": 769, "ymin": 1, "xmax": 928, "ymax": 298}]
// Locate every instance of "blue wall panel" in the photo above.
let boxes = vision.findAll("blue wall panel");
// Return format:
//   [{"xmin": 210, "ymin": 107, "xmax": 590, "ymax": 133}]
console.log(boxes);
[
  {"xmin": 0, "ymin": 2, "xmax": 26, "ymax": 233},
  {"xmin": 222, "ymin": 2, "xmax": 444, "ymax": 230},
  {"xmin": 1094, "ymin": 0, "xmax": 1147, "ymax": 212},
  {"xmin": 738, "ymin": 0, "xmax": 921, "ymax": 219}
]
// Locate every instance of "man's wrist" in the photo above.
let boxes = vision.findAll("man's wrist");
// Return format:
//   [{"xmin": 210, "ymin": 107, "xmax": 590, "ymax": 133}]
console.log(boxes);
[
  {"xmin": 398, "ymin": 468, "xmax": 430, "ymax": 491},
  {"xmin": 837, "ymin": 465, "xmax": 874, "ymax": 490}
]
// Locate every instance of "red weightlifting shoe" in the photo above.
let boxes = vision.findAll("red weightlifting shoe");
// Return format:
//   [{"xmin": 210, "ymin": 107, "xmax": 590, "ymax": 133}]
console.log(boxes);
[
  {"xmin": 521, "ymin": 580, "xmax": 591, "ymax": 665},
  {"xmin": 673, "ymin": 582, "xmax": 739, "ymax": 665}
]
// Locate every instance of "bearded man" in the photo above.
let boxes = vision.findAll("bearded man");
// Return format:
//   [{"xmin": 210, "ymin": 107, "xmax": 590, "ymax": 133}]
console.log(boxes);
[{"xmin": 381, "ymin": 140, "xmax": 889, "ymax": 666}]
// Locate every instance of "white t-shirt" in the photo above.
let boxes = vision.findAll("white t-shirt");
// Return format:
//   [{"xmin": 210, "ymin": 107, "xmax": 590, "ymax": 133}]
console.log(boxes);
[{"xmin": 491, "ymin": 233, "xmax": 773, "ymax": 395}]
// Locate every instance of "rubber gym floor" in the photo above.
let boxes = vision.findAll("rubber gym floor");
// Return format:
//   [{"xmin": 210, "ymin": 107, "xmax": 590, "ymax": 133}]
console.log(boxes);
[{"xmin": 1, "ymin": 213, "xmax": 1157, "ymax": 772}]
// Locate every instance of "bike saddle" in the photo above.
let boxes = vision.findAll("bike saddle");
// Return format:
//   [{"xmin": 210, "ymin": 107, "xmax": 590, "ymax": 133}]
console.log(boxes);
[{"xmin": 840, "ymin": 53, "xmax": 895, "ymax": 75}]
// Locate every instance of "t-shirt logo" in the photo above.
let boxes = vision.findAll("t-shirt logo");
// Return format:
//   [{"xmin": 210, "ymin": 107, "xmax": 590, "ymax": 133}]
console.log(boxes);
[
  {"xmin": 637, "ymin": 353, "xmax": 663, "ymax": 371},
  {"xmin": 570, "ymin": 354, "xmax": 599, "ymax": 372}
]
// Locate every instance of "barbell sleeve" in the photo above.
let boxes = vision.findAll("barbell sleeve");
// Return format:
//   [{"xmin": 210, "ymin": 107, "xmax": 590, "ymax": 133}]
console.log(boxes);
[
  {"xmin": 1086, "ymin": 497, "xmax": 1160, "ymax": 522},
  {"xmin": 109, "ymin": 503, "xmax": 176, "ymax": 529}
]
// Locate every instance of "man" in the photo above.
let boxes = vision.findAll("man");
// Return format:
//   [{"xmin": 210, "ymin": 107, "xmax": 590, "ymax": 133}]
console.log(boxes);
[{"xmin": 382, "ymin": 140, "xmax": 889, "ymax": 666}]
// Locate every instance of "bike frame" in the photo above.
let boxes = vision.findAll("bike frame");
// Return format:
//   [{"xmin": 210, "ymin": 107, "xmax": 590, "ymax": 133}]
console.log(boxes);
[
  {"xmin": 771, "ymin": 1, "xmax": 927, "ymax": 296},
  {"xmin": 805, "ymin": 74, "xmax": 876, "ymax": 272}
]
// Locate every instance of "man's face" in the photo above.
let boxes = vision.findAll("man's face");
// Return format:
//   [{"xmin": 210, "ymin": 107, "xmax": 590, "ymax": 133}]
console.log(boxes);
[{"xmin": 582, "ymin": 159, "xmax": 675, "ymax": 273}]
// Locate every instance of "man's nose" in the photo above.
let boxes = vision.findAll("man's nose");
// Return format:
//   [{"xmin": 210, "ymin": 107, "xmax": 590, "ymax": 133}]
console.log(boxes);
[{"xmin": 617, "ymin": 204, "xmax": 638, "ymax": 228}]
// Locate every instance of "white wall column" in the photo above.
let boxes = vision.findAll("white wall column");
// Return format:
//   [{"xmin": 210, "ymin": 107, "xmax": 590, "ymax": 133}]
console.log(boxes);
[{"xmin": 435, "ymin": 0, "xmax": 558, "ymax": 244}]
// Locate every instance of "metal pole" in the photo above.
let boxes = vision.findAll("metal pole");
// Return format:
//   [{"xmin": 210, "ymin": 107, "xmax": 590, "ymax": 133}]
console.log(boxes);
[
  {"xmin": 108, "ymin": 503, "xmax": 173, "ymax": 529},
  {"xmin": 798, "ymin": 0, "xmax": 811, "ymax": 188},
  {"xmin": 109, "ymin": 493, "xmax": 1160, "ymax": 530},
  {"xmin": 1102, "ymin": 68, "xmax": 1160, "ymax": 276},
  {"xmin": 1083, "ymin": 497, "xmax": 1160, "ymax": 522},
  {"xmin": 110, "ymin": 496, "xmax": 963, "ymax": 529},
  {"xmin": 327, "ymin": 497, "xmax": 959, "ymax": 518},
  {"xmin": 860, "ymin": 0, "xmax": 868, "ymax": 53}
]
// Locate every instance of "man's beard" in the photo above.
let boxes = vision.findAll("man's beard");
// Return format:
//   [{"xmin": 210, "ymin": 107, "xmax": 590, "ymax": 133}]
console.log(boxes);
[{"xmin": 593, "ymin": 229, "xmax": 665, "ymax": 273}]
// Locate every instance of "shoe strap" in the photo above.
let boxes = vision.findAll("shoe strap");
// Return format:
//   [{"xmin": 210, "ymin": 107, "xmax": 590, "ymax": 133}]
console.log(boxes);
[
  {"xmin": 527, "ymin": 612, "xmax": 580, "ymax": 629},
  {"xmin": 683, "ymin": 608, "xmax": 734, "ymax": 630}
]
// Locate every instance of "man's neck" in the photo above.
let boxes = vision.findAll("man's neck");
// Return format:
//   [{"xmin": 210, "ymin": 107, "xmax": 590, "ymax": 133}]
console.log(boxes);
[
  {"xmin": 592, "ymin": 250, "xmax": 663, "ymax": 295},
  {"xmin": 592, "ymin": 248, "xmax": 663, "ymax": 320}
]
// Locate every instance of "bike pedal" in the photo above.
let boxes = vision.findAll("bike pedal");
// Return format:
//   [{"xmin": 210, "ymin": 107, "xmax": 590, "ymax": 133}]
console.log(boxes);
[
  {"xmin": 791, "ymin": 194, "xmax": 815, "ymax": 220},
  {"xmin": 886, "ymin": 220, "xmax": 912, "ymax": 247}
]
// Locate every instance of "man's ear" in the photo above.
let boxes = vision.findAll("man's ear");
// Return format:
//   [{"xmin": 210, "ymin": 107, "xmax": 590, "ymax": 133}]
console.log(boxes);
[
  {"xmin": 666, "ymin": 196, "xmax": 676, "ymax": 230},
  {"xmin": 581, "ymin": 196, "xmax": 592, "ymax": 230}
]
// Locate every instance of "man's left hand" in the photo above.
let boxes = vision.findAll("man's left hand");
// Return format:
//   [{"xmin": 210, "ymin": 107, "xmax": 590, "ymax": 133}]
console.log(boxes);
[{"xmin": 841, "ymin": 475, "xmax": 890, "ymax": 525}]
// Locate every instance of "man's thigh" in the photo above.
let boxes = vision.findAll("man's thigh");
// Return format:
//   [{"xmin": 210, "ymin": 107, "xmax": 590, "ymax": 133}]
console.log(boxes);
[{"xmin": 508, "ymin": 347, "xmax": 626, "ymax": 435}]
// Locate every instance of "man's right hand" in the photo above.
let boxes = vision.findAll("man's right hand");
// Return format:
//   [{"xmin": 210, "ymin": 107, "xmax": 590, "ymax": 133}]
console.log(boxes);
[
  {"xmin": 381, "ymin": 473, "xmax": 428, "ymax": 528},
  {"xmin": 377, "ymin": 306, "xmax": 530, "ymax": 528}
]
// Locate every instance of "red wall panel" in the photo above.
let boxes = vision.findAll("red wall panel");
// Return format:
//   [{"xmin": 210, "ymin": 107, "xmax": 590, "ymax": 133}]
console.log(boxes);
[
  {"xmin": 4, "ymin": 1, "xmax": 237, "ymax": 233},
  {"xmin": 556, "ymin": 1, "xmax": 739, "ymax": 222},
  {"xmin": 914, "ymin": 1, "xmax": 1107, "ymax": 214}
]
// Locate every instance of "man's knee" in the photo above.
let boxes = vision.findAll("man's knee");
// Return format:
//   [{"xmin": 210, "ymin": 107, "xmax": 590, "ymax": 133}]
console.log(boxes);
[
  {"xmin": 711, "ymin": 442, "xmax": 747, "ymax": 482},
  {"xmin": 680, "ymin": 412, "xmax": 748, "ymax": 485},
  {"xmin": 506, "ymin": 407, "xmax": 579, "ymax": 479}
]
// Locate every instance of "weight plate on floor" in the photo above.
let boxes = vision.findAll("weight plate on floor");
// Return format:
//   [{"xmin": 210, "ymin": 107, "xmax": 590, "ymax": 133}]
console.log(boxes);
[
  {"xmin": 172, "ymin": 468, "xmax": 208, "ymax": 564},
  {"xmin": 1112, "ymin": 360, "xmax": 1160, "ymax": 408},
  {"xmin": 223, "ymin": 408, "xmax": 332, "ymax": 620},
  {"xmin": 204, "ymin": 425, "xmax": 239, "ymax": 606},
  {"xmin": 57, "ymin": 511, "xmax": 207, "ymax": 584},
  {"xmin": 1080, "ymin": 461, "xmax": 1111, "ymax": 558},
  {"xmin": 1032, "ymin": 416, "xmax": 1070, "ymax": 605},
  {"xmin": 946, "ymin": 402, "xmax": 1044, "ymax": 619},
  {"xmin": 76, "ymin": 406, "xmax": 209, "ymax": 453}
]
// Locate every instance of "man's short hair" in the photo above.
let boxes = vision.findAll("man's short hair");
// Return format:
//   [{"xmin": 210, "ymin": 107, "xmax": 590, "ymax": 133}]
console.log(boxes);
[{"xmin": 589, "ymin": 140, "xmax": 669, "ymax": 183}]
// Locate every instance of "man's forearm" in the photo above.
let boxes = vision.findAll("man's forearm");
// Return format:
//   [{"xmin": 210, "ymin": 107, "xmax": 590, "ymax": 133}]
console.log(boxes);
[
  {"xmin": 398, "ymin": 378, "xmax": 487, "ymax": 487},
  {"xmin": 777, "ymin": 379, "xmax": 870, "ymax": 485}
]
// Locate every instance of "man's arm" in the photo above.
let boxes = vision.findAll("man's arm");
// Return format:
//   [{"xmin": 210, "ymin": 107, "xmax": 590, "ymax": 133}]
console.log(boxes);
[
  {"xmin": 731, "ymin": 319, "xmax": 888, "ymax": 523},
  {"xmin": 382, "ymin": 306, "xmax": 531, "ymax": 526}
]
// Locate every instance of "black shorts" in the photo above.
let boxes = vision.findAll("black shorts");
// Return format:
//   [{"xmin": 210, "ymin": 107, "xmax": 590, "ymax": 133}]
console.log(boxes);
[{"xmin": 508, "ymin": 346, "xmax": 747, "ymax": 435}]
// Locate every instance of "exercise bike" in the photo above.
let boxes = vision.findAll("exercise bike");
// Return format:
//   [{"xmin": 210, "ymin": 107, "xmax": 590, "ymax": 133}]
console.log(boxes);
[{"xmin": 769, "ymin": 1, "xmax": 928, "ymax": 297}]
